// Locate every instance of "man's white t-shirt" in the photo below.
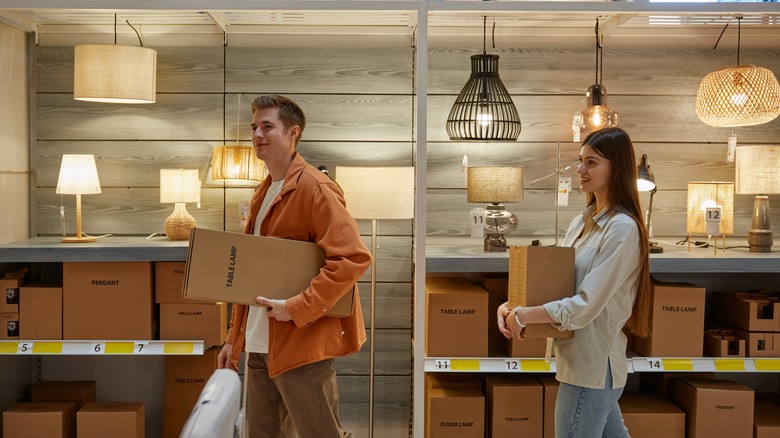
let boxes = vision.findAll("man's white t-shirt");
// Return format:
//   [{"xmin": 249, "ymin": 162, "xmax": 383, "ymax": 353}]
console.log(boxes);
[{"xmin": 244, "ymin": 179, "xmax": 284, "ymax": 354}]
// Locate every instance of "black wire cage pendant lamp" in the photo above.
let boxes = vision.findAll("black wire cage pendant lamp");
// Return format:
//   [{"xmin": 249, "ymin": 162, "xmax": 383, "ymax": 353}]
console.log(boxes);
[{"xmin": 446, "ymin": 17, "xmax": 521, "ymax": 141}]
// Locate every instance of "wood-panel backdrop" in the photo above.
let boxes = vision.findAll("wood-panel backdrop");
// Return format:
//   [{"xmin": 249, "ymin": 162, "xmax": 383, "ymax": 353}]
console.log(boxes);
[
  {"xmin": 34, "ymin": 40, "xmax": 780, "ymax": 438},
  {"xmin": 427, "ymin": 47, "xmax": 780, "ymax": 242},
  {"xmin": 36, "ymin": 45, "xmax": 415, "ymax": 438}
]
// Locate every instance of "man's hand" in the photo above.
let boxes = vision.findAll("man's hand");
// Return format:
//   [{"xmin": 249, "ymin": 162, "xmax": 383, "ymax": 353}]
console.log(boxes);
[
  {"xmin": 257, "ymin": 297, "xmax": 292, "ymax": 322},
  {"xmin": 218, "ymin": 343, "xmax": 237, "ymax": 371}
]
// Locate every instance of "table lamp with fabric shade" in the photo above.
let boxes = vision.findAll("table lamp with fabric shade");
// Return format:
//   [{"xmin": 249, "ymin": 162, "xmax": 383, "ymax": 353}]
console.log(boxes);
[
  {"xmin": 686, "ymin": 181, "xmax": 734, "ymax": 252},
  {"xmin": 160, "ymin": 169, "xmax": 201, "ymax": 241},
  {"xmin": 56, "ymin": 154, "xmax": 102, "ymax": 243},
  {"xmin": 735, "ymin": 145, "xmax": 780, "ymax": 252},
  {"xmin": 467, "ymin": 166, "xmax": 523, "ymax": 252}
]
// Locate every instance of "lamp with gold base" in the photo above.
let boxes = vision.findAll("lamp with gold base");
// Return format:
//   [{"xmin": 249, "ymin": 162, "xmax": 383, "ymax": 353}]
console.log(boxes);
[
  {"xmin": 160, "ymin": 169, "xmax": 201, "ymax": 241},
  {"xmin": 56, "ymin": 154, "xmax": 102, "ymax": 243}
]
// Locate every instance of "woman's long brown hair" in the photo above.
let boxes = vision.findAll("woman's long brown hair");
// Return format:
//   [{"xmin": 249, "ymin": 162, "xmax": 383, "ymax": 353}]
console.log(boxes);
[{"xmin": 582, "ymin": 127, "xmax": 651, "ymax": 338}]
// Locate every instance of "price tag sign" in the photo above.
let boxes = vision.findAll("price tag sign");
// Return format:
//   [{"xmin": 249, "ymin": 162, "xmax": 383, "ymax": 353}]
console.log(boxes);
[
  {"xmin": 433, "ymin": 359, "xmax": 451, "ymax": 371},
  {"xmin": 90, "ymin": 342, "xmax": 104, "ymax": 354},
  {"xmin": 17, "ymin": 342, "xmax": 33, "ymax": 354},
  {"xmin": 135, "ymin": 342, "xmax": 149, "ymax": 354},
  {"xmin": 646, "ymin": 358, "xmax": 663, "ymax": 371},
  {"xmin": 705, "ymin": 207, "xmax": 722, "ymax": 236},
  {"xmin": 505, "ymin": 359, "xmax": 521, "ymax": 372}
]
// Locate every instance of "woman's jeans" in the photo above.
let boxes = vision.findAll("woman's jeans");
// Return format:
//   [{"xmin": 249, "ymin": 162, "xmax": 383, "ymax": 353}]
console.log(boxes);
[{"xmin": 555, "ymin": 363, "xmax": 630, "ymax": 438}]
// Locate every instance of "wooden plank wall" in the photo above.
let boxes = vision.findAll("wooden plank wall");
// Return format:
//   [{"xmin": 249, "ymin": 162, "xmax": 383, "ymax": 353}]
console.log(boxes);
[
  {"xmin": 427, "ymin": 47, "xmax": 780, "ymax": 244},
  {"xmin": 35, "ymin": 45, "xmax": 414, "ymax": 438}
]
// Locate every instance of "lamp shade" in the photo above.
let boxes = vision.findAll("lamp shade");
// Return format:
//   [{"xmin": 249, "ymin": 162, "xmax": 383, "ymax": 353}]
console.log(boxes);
[
  {"xmin": 636, "ymin": 153, "xmax": 656, "ymax": 192},
  {"xmin": 74, "ymin": 45, "xmax": 157, "ymax": 104},
  {"xmin": 160, "ymin": 169, "xmax": 201, "ymax": 204},
  {"xmin": 467, "ymin": 166, "xmax": 524, "ymax": 204},
  {"xmin": 446, "ymin": 54, "xmax": 522, "ymax": 141},
  {"xmin": 686, "ymin": 181, "xmax": 734, "ymax": 235},
  {"xmin": 335, "ymin": 167, "xmax": 415, "ymax": 220},
  {"xmin": 695, "ymin": 65, "xmax": 780, "ymax": 127},
  {"xmin": 56, "ymin": 154, "xmax": 102, "ymax": 195},
  {"xmin": 211, "ymin": 145, "xmax": 266, "ymax": 182},
  {"xmin": 735, "ymin": 145, "xmax": 780, "ymax": 195}
]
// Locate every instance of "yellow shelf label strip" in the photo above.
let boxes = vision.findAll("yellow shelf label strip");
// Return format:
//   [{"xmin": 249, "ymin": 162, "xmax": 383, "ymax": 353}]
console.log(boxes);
[
  {"xmin": 104, "ymin": 342, "xmax": 135, "ymax": 354},
  {"xmin": 32, "ymin": 342, "xmax": 63, "ymax": 354},
  {"xmin": 713, "ymin": 358, "xmax": 745, "ymax": 371},
  {"xmin": 662, "ymin": 359, "xmax": 693, "ymax": 371},
  {"xmin": 0, "ymin": 342, "xmax": 19, "ymax": 354},
  {"xmin": 163, "ymin": 342, "xmax": 194, "ymax": 355},
  {"xmin": 754, "ymin": 359, "xmax": 780, "ymax": 372},
  {"xmin": 450, "ymin": 359, "xmax": 480, "ymax": 371},
  {"xmin": 521, "ymin": 359, "xmax": 551, "ymax": 372}
]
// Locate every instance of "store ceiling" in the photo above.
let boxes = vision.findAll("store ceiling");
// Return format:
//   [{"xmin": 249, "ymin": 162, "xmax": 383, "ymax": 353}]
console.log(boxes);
[{"xmin": 1, "ymin": 5, "xmax": 779, "ymax": 48}]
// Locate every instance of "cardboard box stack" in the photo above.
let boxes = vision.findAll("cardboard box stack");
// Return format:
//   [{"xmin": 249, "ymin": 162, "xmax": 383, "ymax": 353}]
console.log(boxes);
[
  {"xmin": 507, "ymin": 246, "xmax": 574, "ymax": 339},
  {"xmin": 20, "ymin": 285, "xmax": 63, "ymax": 340},
  {"xmin": 537, "ymin": 375, "xmax": 559, "ymax": 438},
  {"xmin": 487, "ymin": 376, "xmax": 543, "ymax": 437},
  {"xmin": 424, "ymin": 374, "xmax": 484, "ymax": 438},
  {"xmin": 157, "ymin": 261, "xmax": 227, "ymax": 348},
  {"xmin": 672, "ymin": 378, "xmax": 754, "ymax": 438},
  {"xmin": 619, "ymin": 392, "xmax": 685, "ymax": 438},
  {"xmin": 704, "ymin": 328, "xmax": 746, "ymax": 357},
  {"xmin": 31, "ymin": 381, "xmax": 96, "ymax": 410},
  {"xmin": 635, "ymin": 282, "xmax": 706, "ymax": 357},
  {"xmin": 1, "ymin": 272, "xmax": 24, "ymax": 340},
  {"xmin": 63, "ymin": 262, "xmax": 154, "ymax": 340},
  {"xmin": 425, "ymin": 276, "xmax": 489, "ymax": 357},
  {"xmin": 2, "ymin": 402, "xmax": 75, "ymax": 438},
  {"xmin": 77, "ymin": 402, "xmax": 144, "ymax": 438},
  {"xmin": 711, "ymin": 292, "xmax": 780, "ymax": 358},
  {"xmin": 754, "ymin": 399, "xmax": 780, "ymax": 438},
  {"xmin": 162, "ymin": 347, "xmax": 220, "ymax": 438}
]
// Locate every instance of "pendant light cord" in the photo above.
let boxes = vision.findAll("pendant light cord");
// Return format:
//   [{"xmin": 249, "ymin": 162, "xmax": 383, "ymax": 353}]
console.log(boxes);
[
  {"xmin": 236, "ymin": 93, "xmax": 242, "ymax": 143},
  {"xmin": 482, "ymin": 16, "xmax": 487, "ymax": 54},
  {"xmin": 113, "ymin": 13, "xmax": 144, "ymax": 47},
  {"xmin": 594, "ymin": 18, "xmax": 602, "ymax": 86},
  {"xmin": 114, "ymin": 14, "xmax": 117, "ymax": 45},
  {"xmin": 713, "ymin": 16, "xmax": 742, "ymax": 65}
]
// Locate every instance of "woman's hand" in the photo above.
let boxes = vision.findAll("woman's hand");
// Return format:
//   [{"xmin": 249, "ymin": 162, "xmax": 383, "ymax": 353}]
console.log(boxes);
[{"xmin": 497, "ymin": 302, "xmax": 513, "ymax": 339}]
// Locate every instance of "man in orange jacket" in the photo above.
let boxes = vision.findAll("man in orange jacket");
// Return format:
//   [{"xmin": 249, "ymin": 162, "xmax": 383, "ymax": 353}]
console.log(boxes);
[{"xmin": 218, "ymin": 95, "xmax": 371, "ymax": 438}]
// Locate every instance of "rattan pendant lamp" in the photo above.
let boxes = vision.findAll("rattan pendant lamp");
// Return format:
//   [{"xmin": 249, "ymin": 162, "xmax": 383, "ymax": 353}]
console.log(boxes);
[
  {"xmin": 446, "ymin": 16, "xmax": 521, "ymax": 141},
  {"xmin": 696, "ymin": 16, "xmax": 780, "ymax": 127}
]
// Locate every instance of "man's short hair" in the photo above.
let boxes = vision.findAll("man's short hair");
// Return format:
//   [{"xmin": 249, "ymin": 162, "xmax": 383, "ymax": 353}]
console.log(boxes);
[{"xmin": 251, "ymin": 95, "xmax": 306, "ymax": 146}]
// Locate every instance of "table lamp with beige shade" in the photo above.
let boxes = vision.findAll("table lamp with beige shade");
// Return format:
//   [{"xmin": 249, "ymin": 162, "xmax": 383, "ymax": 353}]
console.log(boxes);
[
  {"xmin": 56, "ymin": 154, "xmax": 102, "ymax": 243},
  {"xmin": 160, "ymin": 169, "xmax": 201, "ymax": 241},
  {"xmin": 467, "ymin": 165, "xmax": 524, "ymax": 252},
  {"xmin": 735, "ymin": 145, "xmax": 780, "ymax": 252},
  {"xmin": 686, "ymin": 181, "xmax": 734, "ymax": 253}
]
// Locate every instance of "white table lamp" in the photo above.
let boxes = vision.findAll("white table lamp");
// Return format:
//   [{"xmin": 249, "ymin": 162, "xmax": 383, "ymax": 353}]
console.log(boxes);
[{"xmin": 56, "ymin": 154, "xmax": 102, "ymax": 243}]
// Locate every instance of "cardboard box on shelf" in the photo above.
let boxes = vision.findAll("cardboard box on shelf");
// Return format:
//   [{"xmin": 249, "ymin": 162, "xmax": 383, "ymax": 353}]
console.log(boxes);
[
  {"xmin": 160, "ymin": 302, "xmax": 227, "ymax": 348},
  {"xmin": 183, "ymin": 228, "xmax": 353, "ymax": 318},
  {"xmin": 537, "ymin": 375, "xmax": 559, "ymax": 438},
  {"xmin": 63, "ymin": 262, "xmax": 153, "ymax": 340},
  {"xmin": 735, "ymin": 330, "xmax": 780, "ymax": 358},
  {"xmin": 754, "ymin": 400, "xmax": 780, "ymax": 438},
  {"xmin": 77, "ymin": 402, "xmax": 144, "ymax": 438},
  {"xmin": 31, "ymin": 381, "xmax": 96, "ymax": 410},
  {"xmin": 1, "ymin": 312, "xmax": 19, "ymax": 339},
  {"xmin": 163, "ymin": 348, "xmax": 219, "ymax": 438},
  {"xmin": 478, "ymin": 273, "xmax": 511, "ymax": 356},
  {"xmin": 672, "ymin": 378, "xmax": 754, "ymax": 438},
  {"xmin": 619, "ymin": 392, "xmax": 685, "ymax": 438},
  {"xmin": 635, "ymin": 282, "xmax": 706, "ymax": 358},
  {"xmin": 425, "ymin": 374, "xmax": 484, "ymax": 438},
  {"xmin": 487, "ymin": 376, "xmax": 543, "ymax": 437},
  {"xmin": 711, "ymin": 292, "xmax": 780, "ymax": 333},
  {"xmin": 425, "ymin": 276, "xmax": 488, "ymax": 357},
  {"xmin": 2, "ymin": 402, "xmax": 75, "ymax": 438},
  {"xmin": 0, "ymin": 277, "xmax": 23, "ymax": 313},
  {"xmin": 20, "ymin": 285, "xmax": 63, "ymax": 340},
  {"xmin": 156, "ymin": 262, "xmax": 201, "ymax": 304},
  {"xmin": 704, "ymin": 329, "xmax": 746, "ymax": 357},
  {"xmin": 508, "ymin": 245, "xmax": 574, "ymax": 339},
  {"xmin": 639, "ymin": 372, "xmax": 715, "ymax": 399},
  {"xmin": 506, "ymin": 336, "xmax": 548, "ymax": 358}
]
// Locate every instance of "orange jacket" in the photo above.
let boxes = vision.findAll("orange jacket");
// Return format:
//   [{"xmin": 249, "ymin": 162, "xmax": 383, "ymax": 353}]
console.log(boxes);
[{"xmin": 225, "ymin": 153, "xmax": 370, "ymax": 377}]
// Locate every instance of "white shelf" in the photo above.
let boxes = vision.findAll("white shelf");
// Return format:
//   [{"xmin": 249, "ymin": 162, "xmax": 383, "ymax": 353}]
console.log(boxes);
[
  {"xmin": 424, "ymin": 356, "xmax": 780, "ymax": 374},
  {"xmin": 0, "ymin": 340, "xmax": 205, "ymax": 355}
]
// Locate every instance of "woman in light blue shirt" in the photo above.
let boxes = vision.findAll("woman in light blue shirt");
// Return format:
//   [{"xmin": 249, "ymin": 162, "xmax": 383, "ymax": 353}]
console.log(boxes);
[{"xmin": 498, "ymin": 127, "xmax": 651, "ymax": 438}]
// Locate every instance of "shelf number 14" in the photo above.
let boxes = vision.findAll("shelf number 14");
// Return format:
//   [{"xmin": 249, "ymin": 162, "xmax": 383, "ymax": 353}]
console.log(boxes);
[{"xmin": 646, "ymin": 359, "xmax": 662, "ymax": 370}]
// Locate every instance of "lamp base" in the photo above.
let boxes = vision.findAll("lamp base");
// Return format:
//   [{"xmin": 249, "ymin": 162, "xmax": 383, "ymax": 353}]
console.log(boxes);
[
  {"xmin": 165, "ymin": 203, "xmax": 197, "ymax": 241},
  {"xmin": 484, "ymin": 234, "xmax": 507, "ymax": 252},
  {"xmin": 649, "ymin": 241, "xmax": 663, "ymax": 253},
  {"xmin": 748, "ymin": 196, "xmax": 773, "ymax": 252},
  {"xmin": 62, "ymin": 236, "xmax": 97, "ymax": 243}
]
